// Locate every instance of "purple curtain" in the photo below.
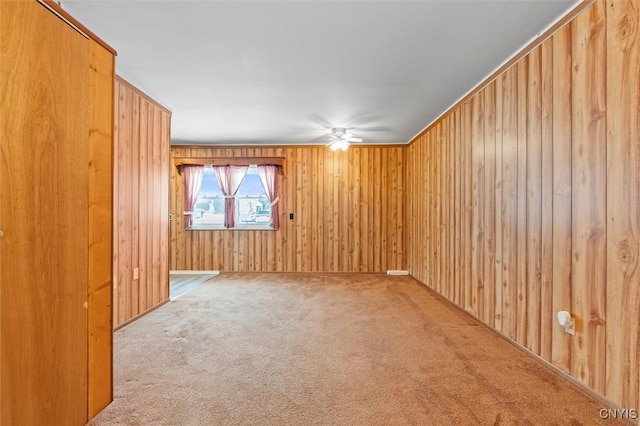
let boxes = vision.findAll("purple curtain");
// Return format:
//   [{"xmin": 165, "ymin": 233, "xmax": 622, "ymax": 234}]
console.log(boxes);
[
  {"xmin": 257, "ymin": 165, "xmax": 279, "ymax": 229},
  {"xmin": 182, "ymin": 165, "xmax": 204, "ymax": 228},
  {"xmin": 213, "ymin": 165, "xmax": 249, "ymax": 228}
]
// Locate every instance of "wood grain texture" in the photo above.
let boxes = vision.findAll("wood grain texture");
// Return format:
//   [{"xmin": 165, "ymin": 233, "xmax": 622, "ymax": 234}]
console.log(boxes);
[
  {"xmin": 526, "ymin": 47, "xmax": 542, "ymax": 355},
  {"xmin": 605, "ymin": 0, "xmax": 640, "ymax": 409},
  {"xmin": 500, "ymin": 67, "xmax": 518, "ymax": 341},
  {"xmin": 471, "ymin": 92, "xmax": 485, "ymax": 319},
  {"xmin": 425, "ymin": 134, "xmax": 432, "ymax": 287},
  {"xmin": 571, "ymin": 0, "xmax": 607, "ymax": 395},
  {"xmin": 405, "ymin": 0, "xmax": 639, "ymax": 409},
  {"xmin": 160, "ymin": 112, "xmax": 171, "ymax": 302},
  {"xmin": 484, "ymin": 82, "xmax": 496, "ymax": 326},
  {"xmin": 1, "ymin": 2, "xmax": 89, "ymax": 423},
  {"xmin": 540, "ymin": 39, "xmax": 554, "ymax": 364},
  {"xmin": 131, "ymin": 95, "xmax": 140, "ymax": 317},
  {"xmin": 116, "ymin": 82, "xmax": 132, "ymax": 326},
  {"xmin": 453, "ymin": 109, "xmax": 462, "ymax": 306},
  {"xmin": 434, "ymin": 124, "xmax": 442, "ymax": 296},
  {"xmin": 462, "ymin": 101, "xmax": 473, "ymax": 315},
  {"xmin": 516, "ymin": 58, "xmax": 529, "ymax": 348},
  {"xmin": 87, "ymin": 38, "xmax": 114, "ymax": 418},
  {"xmin": 170, "ymin": 146, "xmax": 404, "ymax": 272},
  {"xmin": 493, "ymin": 79, "xmax": 503, "ymax": 332},
  {"xmin": 112, "ymin": 69, "xmax": 121, "ymax": 332},
  {"xmin": 113, "ymin": 78, "xmax": 171, "ymax": 329},
  {"xmin": 551, "ymin": 24, "xmax": 573, "ymax": 375}
]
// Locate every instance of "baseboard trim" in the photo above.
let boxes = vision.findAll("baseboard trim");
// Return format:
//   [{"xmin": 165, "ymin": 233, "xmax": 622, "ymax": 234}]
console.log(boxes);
[
  {"xmin": 207, "ymin": 271, "xmax": 387, "ymax": 275},
  {"xmin": 114, "ymin": 298, "xmax": 170, "ymax": 332},
  {"xmin": 170, "ymin": 270, "xmax": 220, "ymax": 275}
]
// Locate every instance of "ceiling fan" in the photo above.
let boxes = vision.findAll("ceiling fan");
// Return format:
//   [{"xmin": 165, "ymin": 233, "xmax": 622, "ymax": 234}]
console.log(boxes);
[{"xmin": 327, "ymin": 128, "xmax": 363, "ymax": 151}]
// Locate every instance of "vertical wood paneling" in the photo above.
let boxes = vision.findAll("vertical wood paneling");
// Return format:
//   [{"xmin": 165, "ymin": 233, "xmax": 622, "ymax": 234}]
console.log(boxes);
[
  {"xmin": 117, "ymin": 84, "xmax": 132, "ymax": 325},
  {"xmin": 351, "ymin": 148, "xmax": 360, "ymax": 270},
  {"xmin": 138, "ymin": 101, "xmax": 149, "ymax": 313},
  {"xmin": 152, "ymin": 108, "xmax": 163, "ymax": 305},
  {"xmin": 341, "ymin": 148, "xmax": 350, "ymax": 271},
  {"xmin": 435, "ymin": 125, "xmax": 442, "ymax": 295},
  {"xmin": 494, "ymin": 78, "xmax": 503, "ymax": 332},
  {"xmin": 551, "ymin": 25, "xmax": 574, "ymax": 375},
  {"xmin": 449, "ymin": 117, "xmax": 456, "ymax": 300},
  {"xmin": 169, "ymin": 132, "xmax": 179, "ymax": 269},
  {"xmin": 462, "ymin": 101, "xmax": 473, "ymax": 314},
  {"xmin": 360, "ymin": 148, "xmax": 370, "ymax": 271},
  {"xmin": 427, "ymin": 134, "xmax": 433, "ymax": 286},
  {"xmin": 501, "ymin": 67, "xmax": 518, "ymax": 341},
  {"xmin": 159, "ymin": 112, "xmax": 171, "ymax": 302},
  {"xmin": 453, "ymin": 109, "xmax": 462, "ymax": 306},
  {"xmin": 405, "ymin": 0, "xmax": 638, "ymax": 410},
  {"xmin": 311, "ymin": 149, "xmax": 319, "ymax": 271},
  {"xmin": 440, "ymin": 124, "xmax": 446, "ymax": 296},
  {"xmin": 113, "ymin": 78, "xmax": 171, "ymax": 328},
  {"xmin": 526, "ymin": 47, "xmax": 542, "ymax": 354},
  {"xmin": 571, "ymin": 0, "xmax": 607, "ymax": 394},
  {"xmin": 448, "ymin": 117, "xmax": 455, "ymax": 303},
  {"xmin": 605, "ymin": 0, "xmax": 640, "ymax": 408},
  {"xmin": 296, "ymin": 149, "xmax": 304, "ymax": 269},
  {"xmin": 131, "ymin": 95, "xmax": 140, "ymax": 317},
  {"xmin": 170, "ymin": 146, "xmax": 404, "ymax": 272},
  {"xmin": 515, "ymin": 58, "xmax": 529, "ymax": 347},
  {"xmin": 373, "ymin": 148, "xmax": 382, "ymax": 271},
  {"xmin": 540, "ymin": 40, "xmax": 554, "ymax": 363},
  {"xmin": 471, "ymin": 92, "xmax": 485, "ymax": 318},
  {"xmin": 484, "ymin": 82, "xmax": 496, "ymax": 326}
]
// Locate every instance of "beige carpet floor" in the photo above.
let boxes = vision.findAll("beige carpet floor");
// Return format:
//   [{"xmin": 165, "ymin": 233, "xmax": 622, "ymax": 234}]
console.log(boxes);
[
  {"xmin": 89, "ymin": 273, "xmax": 622, "ymax": 425},
  {"xmin": 170, "ymin": 273, "xmax": 218, "ymax": 300}
]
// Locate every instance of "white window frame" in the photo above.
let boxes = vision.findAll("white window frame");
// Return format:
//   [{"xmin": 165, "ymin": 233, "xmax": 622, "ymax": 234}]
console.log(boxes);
[{"xmin": 190, "ymin": 165, "xmax": 275, "ymax": 231}]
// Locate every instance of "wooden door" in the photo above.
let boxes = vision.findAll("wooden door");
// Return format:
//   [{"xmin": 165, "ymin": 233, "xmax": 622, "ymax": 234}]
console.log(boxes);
[
  {"xmin": 88, "ymin": 38, "xmax": 115, "ymax": 417},
  {"xmin": 1, "ymin": 1, "xmax": 90, "ymax": 424}
]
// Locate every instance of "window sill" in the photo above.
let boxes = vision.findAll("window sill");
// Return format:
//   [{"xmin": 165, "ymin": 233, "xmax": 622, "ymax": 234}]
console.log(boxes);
[{"xmin": 187, "ymin": 226, "xmax": 277, "ymax": 231}]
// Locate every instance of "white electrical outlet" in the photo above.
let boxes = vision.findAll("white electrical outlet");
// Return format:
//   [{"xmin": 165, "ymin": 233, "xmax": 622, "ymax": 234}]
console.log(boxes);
[
  {"xmin": 133, "ymin": 267, "xmax": 139, "ymax": 280},
  {"xmin": 557, "ymin": 311, "xmax": 575, "ymax": 335}
]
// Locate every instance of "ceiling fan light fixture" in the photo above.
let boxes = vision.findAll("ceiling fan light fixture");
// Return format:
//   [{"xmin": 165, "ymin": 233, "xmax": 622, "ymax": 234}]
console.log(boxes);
[
  {"xmin": 330, "ymin": 139, "xmax": 349, "ymax": 151},
  {"xmin": 331, "ymin": 127, "xmax": 347, "ymax": 138}
]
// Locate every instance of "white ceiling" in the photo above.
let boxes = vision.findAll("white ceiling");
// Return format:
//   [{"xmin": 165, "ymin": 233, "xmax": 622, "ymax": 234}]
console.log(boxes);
[{"xmin": 62, "ymin": 0, "xmax": 579, "ymax": 146}]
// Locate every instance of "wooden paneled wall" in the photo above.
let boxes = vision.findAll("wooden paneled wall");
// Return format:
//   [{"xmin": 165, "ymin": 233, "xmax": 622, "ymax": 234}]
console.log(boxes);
[
  {"xmin": 114, "ymin": 77, "xmax": 171, "ymax": 328},
  {"xmin": 405, "ymin": 0, "xmax": 640, "ymax": 410},
  {"xmin": 170, "ymin": 146, "xmax": 404, "ymax": 272}
]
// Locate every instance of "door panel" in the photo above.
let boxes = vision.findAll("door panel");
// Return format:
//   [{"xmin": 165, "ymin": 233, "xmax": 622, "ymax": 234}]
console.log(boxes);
[{"xmin": 1, "ymin": 1, "xmax": 89, "ymax": 424}]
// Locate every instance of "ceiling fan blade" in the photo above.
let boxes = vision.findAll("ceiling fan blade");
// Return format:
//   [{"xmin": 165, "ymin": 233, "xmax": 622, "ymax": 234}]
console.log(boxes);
[
  {"xmin": 310, "ymin": 134, "xmax": 332, "ymax": 143},
  {"xmin": 347, "ymin": 137, "xmax": 363, "ymax": 143},
  {"xmin": 309, "ymin": 114, "xmax": 334, "ymax": 129},
  {"xmin": 349, "ymin": 126, "xmax": 390, "ymax": 132}
]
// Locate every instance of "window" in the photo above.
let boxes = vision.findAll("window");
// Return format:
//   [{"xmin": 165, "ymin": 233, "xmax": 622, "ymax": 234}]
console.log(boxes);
[
  {"xmin": 191, "ymin": 165, "xmax": 274, "ymax": 229},
  {"xmin": 191, "ymin": 165, "xmax": 225, "ymax": 227},
  {"xmin": 179, "ymin": 157, "xmax": 282, "ymax": 230}
]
